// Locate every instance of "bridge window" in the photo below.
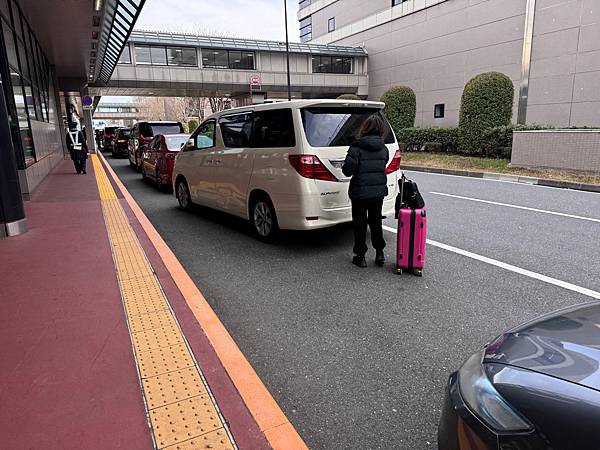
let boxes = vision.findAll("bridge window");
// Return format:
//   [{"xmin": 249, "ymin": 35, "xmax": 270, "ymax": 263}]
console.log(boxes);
[
  {"xmin": 201, "ymin": 49, "xmax": 255, "ymax": 70},
  {"xmin": 167, "ymin": 47, "xmax": 197, "ymax": 66},
  {"xmin": 118, "ymin": 45, "xmax": 131, "ymax": 64},
  {"xmin": 150, "ymin": 46, "xmax": 167, "ymax": 65},
  {"xmin": 134, "ymin": 45, "xmax": 152, "ymax": 64},
  {"xmin": 312, "ymin": 55, "xmax": 353, "ymax": 74}
]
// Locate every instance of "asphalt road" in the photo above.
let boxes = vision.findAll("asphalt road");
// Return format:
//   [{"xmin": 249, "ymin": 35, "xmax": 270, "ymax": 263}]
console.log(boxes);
[{"xmin": 106, "ymin": 153, "xmax": 600, "ymax": 449}]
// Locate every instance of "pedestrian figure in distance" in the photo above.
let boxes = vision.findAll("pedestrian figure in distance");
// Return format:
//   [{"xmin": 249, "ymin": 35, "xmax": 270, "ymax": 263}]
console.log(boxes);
[
  {"xmin": 342, "ymin": 114, "xmax": 390, "ymax": 268},
  {"xmin": 66, "ymin": 123, "xmax": 89, "ymax": 174}
]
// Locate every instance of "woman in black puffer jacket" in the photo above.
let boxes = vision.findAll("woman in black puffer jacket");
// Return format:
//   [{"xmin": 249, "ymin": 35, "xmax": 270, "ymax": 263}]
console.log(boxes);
[{"xmin": 342, "ymin": 115, "xmax": 389, "ymax": 268}]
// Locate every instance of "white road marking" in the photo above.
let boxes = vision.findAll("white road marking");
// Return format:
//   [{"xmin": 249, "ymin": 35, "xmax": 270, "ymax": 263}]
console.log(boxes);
[
  {"xmin": 381, "ymin": 225, "xmax": 600, "ymax": 300},
  {"xmin": 428, "ymin": 191, "xmax": 600, "ymax": 223},
  {"xmin": 403, "ymin": 170, "xmax": 600, "ymax": 195}
]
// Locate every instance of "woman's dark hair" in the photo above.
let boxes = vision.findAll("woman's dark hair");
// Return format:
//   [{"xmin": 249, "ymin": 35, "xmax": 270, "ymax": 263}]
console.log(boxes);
[{"xmin": 358, "ymin": 114, "xmax": 386, "ymax": 138}]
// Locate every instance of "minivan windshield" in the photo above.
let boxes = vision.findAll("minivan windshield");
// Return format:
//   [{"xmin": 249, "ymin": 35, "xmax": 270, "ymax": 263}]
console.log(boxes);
[
  {"xmin": 166, "ymin": 135, "xmax": 189, "ymax": 150},
  {"xmin": 104, "ymin": 127, "xmax": 119, "ymax": 135},
  {"xmin": 149, "ymin": 123, "xmax": 183, "ymax": 136},
  {"xmin": 301, "ymin": 108, "xmax": 395, "ymax": 147}
]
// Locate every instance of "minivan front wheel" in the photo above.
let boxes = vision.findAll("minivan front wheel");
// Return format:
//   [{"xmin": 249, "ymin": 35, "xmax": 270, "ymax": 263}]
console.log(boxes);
[
  {"xmin": 251, "ymin": 198, "xmax": 278, "ymax": 241},
  {"xmin": 176, "ymin": 180, "xmax": 192, "ymax": 211}
]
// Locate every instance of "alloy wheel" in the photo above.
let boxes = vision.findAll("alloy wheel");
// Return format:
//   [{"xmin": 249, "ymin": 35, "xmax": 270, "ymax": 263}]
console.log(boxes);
[{"xmin": 253, "ymin": 201, "xmax": 273, "ymax": 237}]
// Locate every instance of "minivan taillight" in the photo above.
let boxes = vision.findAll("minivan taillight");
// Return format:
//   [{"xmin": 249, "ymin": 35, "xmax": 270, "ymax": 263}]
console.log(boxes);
[
  {"xmin": 385, "ymin": 148, "xmax": 402, "ymax": 175},
  {"xmin": 289, "ymin": 155, "xmax": 338, "ymax": 182}
]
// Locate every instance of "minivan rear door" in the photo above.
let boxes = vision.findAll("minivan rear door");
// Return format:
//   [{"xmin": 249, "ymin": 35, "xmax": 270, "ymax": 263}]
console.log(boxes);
[{"xmin": 300, "ymin": 104, "xmax": 398, "ymax": 209}]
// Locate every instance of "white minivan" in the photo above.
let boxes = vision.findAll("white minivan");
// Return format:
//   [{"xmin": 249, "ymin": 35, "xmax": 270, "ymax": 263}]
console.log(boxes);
[{"xmin": 172, "ymin": 100, "xmax": 401, "ymax": 239}]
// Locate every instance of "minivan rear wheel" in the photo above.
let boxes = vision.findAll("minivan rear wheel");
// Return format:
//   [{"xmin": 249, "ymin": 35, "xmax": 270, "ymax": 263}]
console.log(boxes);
[
  {"xmin": 250, "ymin": 197, "xmax": 278, "ymax": 241},
  {"xmin": 176, "ymin": 180, "xmax": 192, "ymax": 211}
]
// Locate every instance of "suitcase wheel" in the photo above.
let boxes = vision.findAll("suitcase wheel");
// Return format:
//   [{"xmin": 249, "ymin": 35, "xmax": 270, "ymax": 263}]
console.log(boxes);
[
  {"xmin": 395, "ymin": 267, "xmax": 403, "ymax": 275},
  {"xmin": 413, "ymin": 269, "xmax": 423, "ymax": 277}
]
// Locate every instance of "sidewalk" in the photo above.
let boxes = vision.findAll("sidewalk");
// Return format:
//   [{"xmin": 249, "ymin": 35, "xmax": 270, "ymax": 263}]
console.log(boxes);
[{"xmin": 0, "ymin": 155, "xmax": 305, "ymax": 449}]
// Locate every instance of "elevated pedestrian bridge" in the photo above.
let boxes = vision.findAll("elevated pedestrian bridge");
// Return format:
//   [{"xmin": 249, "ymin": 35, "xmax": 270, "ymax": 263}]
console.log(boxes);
[{"xmin": 90, "ymin": 30, "xmax": 369, "ymax": 101}]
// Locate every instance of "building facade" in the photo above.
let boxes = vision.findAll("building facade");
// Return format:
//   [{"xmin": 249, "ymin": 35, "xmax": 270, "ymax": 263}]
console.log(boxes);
[{"xmin": 299, "ymin": 0, "xmax": 600, "ymax": 128}]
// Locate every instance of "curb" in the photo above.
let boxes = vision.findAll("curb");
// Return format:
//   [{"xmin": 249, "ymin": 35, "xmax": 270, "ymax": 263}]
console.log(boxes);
[
  {"xmin": 96, "ymin": 152, "xmax": 308, "ymax": 450},
  {"xmin": 401, "ymin": 165, "xmax": 600, "ymax": 193}
]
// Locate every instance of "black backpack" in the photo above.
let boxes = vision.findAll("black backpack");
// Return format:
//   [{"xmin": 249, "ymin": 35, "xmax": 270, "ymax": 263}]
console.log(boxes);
[{"xmin": 395, "ymin": 173, "xmax": 425, "ymax": 218}]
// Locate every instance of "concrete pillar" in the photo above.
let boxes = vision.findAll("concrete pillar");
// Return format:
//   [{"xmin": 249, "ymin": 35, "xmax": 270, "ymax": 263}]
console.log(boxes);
[{"xmin": 0, "ymin": 77, "xmax": 27, "ymax": 238}]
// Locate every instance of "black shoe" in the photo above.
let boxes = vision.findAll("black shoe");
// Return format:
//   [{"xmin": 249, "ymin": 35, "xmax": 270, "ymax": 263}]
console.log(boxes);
[
  {"xmin": 82, "ymin": 170, "xmax": 87, "ymax": 174},
  {"xmin": 375, "ymin": 250, "xmax": 385, "ymax": 267},
  {"xmin": 352, "ymin": 255, "xmax": 367, "ymax": 268}
]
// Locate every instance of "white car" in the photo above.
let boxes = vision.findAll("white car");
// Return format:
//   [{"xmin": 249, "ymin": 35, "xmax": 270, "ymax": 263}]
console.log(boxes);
[{"xmin": 172, "ymin": 100, "xmax": 401, "ymax": 240}]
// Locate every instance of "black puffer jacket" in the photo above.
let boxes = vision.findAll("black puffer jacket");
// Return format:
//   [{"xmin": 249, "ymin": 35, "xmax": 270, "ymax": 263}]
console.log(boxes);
[{"xmin": 342, "ymin": 135, "xmax": 389, "ymax": 200}]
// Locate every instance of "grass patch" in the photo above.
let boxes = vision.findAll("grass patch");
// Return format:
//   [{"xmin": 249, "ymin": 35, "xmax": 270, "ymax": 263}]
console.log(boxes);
[{"xmin": 401, "ymin": 152, "xmax": 600, "ymax": 185}]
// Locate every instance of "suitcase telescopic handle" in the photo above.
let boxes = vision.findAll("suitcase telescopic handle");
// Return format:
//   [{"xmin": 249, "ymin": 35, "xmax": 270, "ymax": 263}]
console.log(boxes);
[{"xmin": 399, "ymin": 172, "xmax": 406, "ymax": 209}]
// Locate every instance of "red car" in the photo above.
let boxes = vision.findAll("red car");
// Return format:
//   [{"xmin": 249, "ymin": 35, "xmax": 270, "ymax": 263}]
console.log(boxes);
[{"xmin": 141, "ymin": 134, "xmax": 190, "ymax": 191}]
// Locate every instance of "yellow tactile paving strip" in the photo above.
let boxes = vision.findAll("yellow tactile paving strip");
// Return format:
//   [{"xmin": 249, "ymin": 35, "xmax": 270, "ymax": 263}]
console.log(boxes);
[{"xmin": 91, "ymin": 155, "xmax": 236, "ymax": 450}]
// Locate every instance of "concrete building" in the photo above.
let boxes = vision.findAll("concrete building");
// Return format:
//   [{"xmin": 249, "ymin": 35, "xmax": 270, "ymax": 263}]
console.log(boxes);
[
  {"xmin": 93, "ymin": 30, "xmax": 369, "ymax": 102},
  {"xmin": 299, "ymin": 0, "xmax": 600, "ymax": 128},
  {"xmin": 0, "ymin": 0, "xmax": 144, "ymax": 236}
]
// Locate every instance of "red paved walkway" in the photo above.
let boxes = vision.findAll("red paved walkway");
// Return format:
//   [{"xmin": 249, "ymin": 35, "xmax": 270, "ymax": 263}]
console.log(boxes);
[{"xmin": 0, "ymin": 160, "xmax": 269, "ymax": 449}]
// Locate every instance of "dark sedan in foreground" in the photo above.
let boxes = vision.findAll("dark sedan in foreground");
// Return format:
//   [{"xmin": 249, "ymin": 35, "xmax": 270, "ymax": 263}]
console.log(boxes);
[{"xmin": 439, "ymin": 301, "xmax": 600, "ymax": 450}]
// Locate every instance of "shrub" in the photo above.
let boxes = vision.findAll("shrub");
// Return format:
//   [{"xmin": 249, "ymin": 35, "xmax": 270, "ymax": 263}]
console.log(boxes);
[
  {"xmin": 187, "ymin": 119, "xmax": 199, "ymax": 133},
  {"xmin": 395, "ymin": 127, "xmax": 459, "ymax": 153},
  {"xmin": 482, "ymin": 124, "xmax": 552, "ymax": 158},
  {"xmin": 381, "ymin": 86, "xmax": 416, "ymax": 130},
  {"xmin": 337, "ymin": 94, "xmax": 361, "ymax": 100},
  {"xmin": 458, "ymin": 72, "xmax": 514, "ymax": 154}
]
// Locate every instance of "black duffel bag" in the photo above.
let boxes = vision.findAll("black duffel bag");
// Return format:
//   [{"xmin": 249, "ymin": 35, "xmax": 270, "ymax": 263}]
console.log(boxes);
[{"xmin": 395, "ymin": 173, "xmax": 425, "ymax": 218}]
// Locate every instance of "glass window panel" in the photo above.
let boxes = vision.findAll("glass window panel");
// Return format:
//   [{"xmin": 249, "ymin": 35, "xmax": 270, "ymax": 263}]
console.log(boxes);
[
  {"xmin": 228, "ymin": 50, "xmax": 242, "ymax": 69},
  {"xmin": 253, "ymin": 109, "xmax": 295, "ymax": 148},
  {"xmin": 32, "ymin": 87, "xmax": 42, "ymax": 120},
  {"xmin": 150, "ymin": 46, "xmax": 166, "ymax": 65},
  {"xmin": 240, "ymin": 52, "xmax": 254, "ymax": 70},
  {"xmin": 301, "ymin": 108, "xmax": 395, "ymax": 147},
  {"xmin": 16, "ymin": 39, "xmax": 29, "ymax": 80},
  {"xmin": 167, "ymin": 46, "xmax": 183, "ymax": 65},
  {"xmin": 181, "ymin": 47, "xmax": 197, "ymax": 66},
  {"xmin": 11, "ymin": 73, "xmax": 36, "ymax": 164},
  {"xmin": 219, "ymin": 113, "xmax": 253, "ymax": 148},
  {"xmin": 332, "ymin": 56, "xmax": 344, "ymax": 74},
  {"xmin": 134, "ymin": 45, "xmax": 151, "ymax": 64},
  {"xmin": 2, "ymin": 18, "xmax": 18, "ymax": 69},
  {"xmin": 343, "ymin": 57, "xmax": 352, "ymax": 74},
  {"xmin": 118, "ymin": 45, "xmax": 131, "ymax": 63}
]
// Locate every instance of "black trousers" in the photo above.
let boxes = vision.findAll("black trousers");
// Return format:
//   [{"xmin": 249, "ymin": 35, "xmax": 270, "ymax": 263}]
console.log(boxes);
[
  {"xmin": 351, "ymin": 196, "xmax": 385, "ymax": 256},
  {"xmin": 73, "ymin": 158, "xmax": 87, "ymax": 173}
]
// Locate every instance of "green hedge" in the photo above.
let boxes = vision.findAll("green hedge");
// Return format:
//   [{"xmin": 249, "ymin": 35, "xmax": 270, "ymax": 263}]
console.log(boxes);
[
  {"xmin": 459, "ymin": 72, "xmax": 514, "ymax": 154},
  {"xmin": 337, "ymin": 94, "xmax": 361, "ymax": 100},
  {"xmin": 187, "ymin": 119, "xmax": 199, "ymax": 134},
  {"xmin": 381, "ymin": 86, "xmax": 416, "ymax": 130},
  {"xmin": 482, "ymin": 124, "xmax": 552, "ymax": 158},
  {"xmin": 395, "ymin": 127, "xmax": 459, "ymax": 152}
]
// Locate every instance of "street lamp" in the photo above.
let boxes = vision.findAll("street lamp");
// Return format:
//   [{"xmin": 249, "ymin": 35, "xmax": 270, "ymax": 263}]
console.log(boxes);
[{"xmin": 284, "ymin": 0, "xmax": 292, "ymax": 101}]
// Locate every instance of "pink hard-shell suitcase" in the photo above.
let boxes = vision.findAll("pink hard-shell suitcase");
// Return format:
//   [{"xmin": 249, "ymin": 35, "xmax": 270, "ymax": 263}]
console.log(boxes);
[
  {"xmin": 396, "ymin": 207, "xmax": 427, "ymax": 276},
  {"xmin": 396, "ymin": 174, "xmax": 427, "ymax": 276}
]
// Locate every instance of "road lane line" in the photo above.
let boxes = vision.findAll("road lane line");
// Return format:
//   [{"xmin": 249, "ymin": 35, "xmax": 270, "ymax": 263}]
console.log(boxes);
[
  {"xmin": 381, "ymin": 225, "xmax": 600, "ymax": 300},
  {"xmin": 429, "ymin": 191, "xmax": 600, "ymax": 223}
]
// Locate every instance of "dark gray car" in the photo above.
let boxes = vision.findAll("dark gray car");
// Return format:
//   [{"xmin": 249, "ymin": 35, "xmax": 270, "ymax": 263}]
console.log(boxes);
[{"xmin": 438, "ymin": 301, "xmax": 600, "ymax": 449}]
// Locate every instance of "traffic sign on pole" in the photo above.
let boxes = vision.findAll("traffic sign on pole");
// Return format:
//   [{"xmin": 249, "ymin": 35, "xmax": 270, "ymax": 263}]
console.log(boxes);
[{"xmin": 82, "ymin": 95, "xmax": 93, "ymax": 110}]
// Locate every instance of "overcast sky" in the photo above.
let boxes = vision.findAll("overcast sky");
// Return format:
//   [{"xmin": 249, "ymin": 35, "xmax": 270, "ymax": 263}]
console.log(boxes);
[{"xmin": 135, "ymin": 0, "xmax": 300, "ymax": 42}]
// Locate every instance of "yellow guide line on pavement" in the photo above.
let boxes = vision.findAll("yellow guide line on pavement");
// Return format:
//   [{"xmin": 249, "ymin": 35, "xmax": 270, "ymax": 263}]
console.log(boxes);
[{"xmin": 92, "ymin": 154, "xmax": 236, "ymax": 450}]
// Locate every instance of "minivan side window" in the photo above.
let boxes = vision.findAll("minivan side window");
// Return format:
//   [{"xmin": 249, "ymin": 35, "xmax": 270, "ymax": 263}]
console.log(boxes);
[
  {"xmin": 219, "ymin": 113, "xmax": 253, "ymax": 148},
  {"xmin": 253, "ymin": 109, "xmax": 296, "ymax": 148},
  {"xmin": 193, "ymin": 120, "xmax": 216, "ymax": 150}
]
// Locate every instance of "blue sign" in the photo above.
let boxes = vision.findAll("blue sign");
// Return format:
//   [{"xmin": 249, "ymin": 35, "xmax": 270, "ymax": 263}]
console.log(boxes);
[{"xmin": 82, "ymin": 95, "xmax": 93, "ymax": 106}]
